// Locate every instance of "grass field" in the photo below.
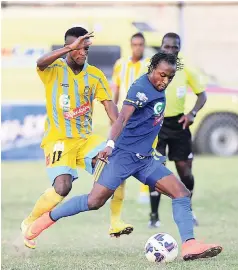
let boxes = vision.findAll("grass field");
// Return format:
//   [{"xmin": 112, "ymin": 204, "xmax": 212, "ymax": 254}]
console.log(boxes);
[{"xmin": 2, "ymin": 156, "xmax": 238, "ymax": 270}]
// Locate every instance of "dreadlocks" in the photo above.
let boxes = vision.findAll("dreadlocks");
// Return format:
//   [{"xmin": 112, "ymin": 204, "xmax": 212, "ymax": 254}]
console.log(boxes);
[{"xmin": 148, "ymin": 51, "xmax": 183, "ymax": 74}]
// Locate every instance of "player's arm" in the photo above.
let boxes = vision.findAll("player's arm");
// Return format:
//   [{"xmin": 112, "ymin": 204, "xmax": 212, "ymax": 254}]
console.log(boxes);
[
  {"xmin": 101, "ymin": 100, "xmax": 119, "ymax": 124},
  {"xmin": 113, "ymin": 85, "xmax": 120, "ymax": 105},
  {"xmin": 98, "ymin": 104, "xmax": 135, "ymax": 162},
  {"xmin": 179, "ymin": 66, "xmax": 207, "ymax": 129},
  {"xmin": 95, "ymin": 69, "xmax": 120, "ymax": 124},
  {"xmin": 99, "ymin": 84, "xmax": 144, "ymax": 161},
  {"xmin": 108, "ymin": 104, "xmax": 135, "ymax": 142},
  {"xmin": 111, "ymin": 60, "xmax": 122, "ymax": 105},
  {"xmin": 37, "ymin": 47, "xmax": 72, "ymax": 71},
  {"xmin": 37, "ymin": 32, "xmax": 93, "ymax": 70},
  {"xmin": 190, "ymin": 91, "xmax": 207, "ymax": 115}
]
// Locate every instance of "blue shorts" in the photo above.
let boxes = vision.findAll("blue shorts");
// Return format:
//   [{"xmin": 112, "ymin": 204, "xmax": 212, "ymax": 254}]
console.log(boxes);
[{"xmin": 95, "ymin": 148, "xmax": 172, "ymax": 190}]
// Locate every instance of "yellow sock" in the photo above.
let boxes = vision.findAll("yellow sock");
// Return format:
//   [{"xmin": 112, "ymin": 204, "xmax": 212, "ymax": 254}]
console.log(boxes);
[
  {"xmin": 110, "ymin": 182, "xmax": 126, "ymax": 227},
  {"xmin": 24, "ymin": 187, "xmax": 64, "ymax": 225},
  {"xmin": 140, "ymin": 184, "xmax": 149, "ymax": 194}
]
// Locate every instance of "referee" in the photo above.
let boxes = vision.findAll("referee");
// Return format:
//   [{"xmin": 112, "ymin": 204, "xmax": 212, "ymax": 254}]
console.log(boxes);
[{"xmin": 149, "ymin": 33, "xmax": 207, "ymax": 228}]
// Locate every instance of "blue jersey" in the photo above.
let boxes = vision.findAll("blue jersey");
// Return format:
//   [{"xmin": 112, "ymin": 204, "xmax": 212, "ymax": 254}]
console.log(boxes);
[{"xmin": 115, "ymin": 74, "xmax": 166, "ymax": 155}]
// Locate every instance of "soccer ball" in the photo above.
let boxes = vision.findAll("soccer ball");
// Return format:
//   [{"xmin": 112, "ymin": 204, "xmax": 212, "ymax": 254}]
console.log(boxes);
[{"xmin": 144, "ymin": 233, "xmax": 178, "ymax": 263}]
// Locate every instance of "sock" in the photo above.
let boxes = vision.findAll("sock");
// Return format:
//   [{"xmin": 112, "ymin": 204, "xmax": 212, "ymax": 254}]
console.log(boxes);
[
  {"xmin": 50, "ymin": 194, "xmax": 89, "ymax": 221},
  {"xmin": 110, "ymin": 182, "xmax": 125, "ymax": 226},
  {"xmin": 24, "ymin": 187, "xmax": 64, "ymax": 224},
  {"xmin": 149, "ymin": 185, "xmax": 161, "ymax": 216},
  {"xmin": 172, "ymin": 197, "xmax": 194, "ymax": 243},
  {"xmin": 140, "ymin": 183, "xmax": 149, "ymax": 194}
]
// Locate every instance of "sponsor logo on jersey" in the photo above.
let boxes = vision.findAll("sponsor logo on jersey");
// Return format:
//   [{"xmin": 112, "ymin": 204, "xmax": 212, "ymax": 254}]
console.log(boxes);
[
  {"xmin": 153, "ymin": 102, "xmax": 165, "ymax": 116},
  {"xmin": 136, "ymin": 92, "xmax": 148, "ymax": 102},
  {"xmin": 64, "ymin": 102, "xmax": 90, "ymax": 119}
]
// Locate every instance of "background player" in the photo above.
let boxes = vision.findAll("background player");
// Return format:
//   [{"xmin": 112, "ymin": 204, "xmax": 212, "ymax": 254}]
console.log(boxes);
[
  {"xmin": 21, "ymin": 27, "xmax": 132, "ymax": 249},
  {"xmin": 148, "ymin": 33, "xmax": 207, "ymax": 228},
  {"xmin": 109, "ymin": 32, "xmax": 150, "ymax": 235},
  {"xmin": 24, "ymin": 52, "xmax": 222, "ymax": 261}
]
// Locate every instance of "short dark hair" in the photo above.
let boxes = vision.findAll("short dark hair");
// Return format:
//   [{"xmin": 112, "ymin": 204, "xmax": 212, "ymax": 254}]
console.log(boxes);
[
  {"xmin": 148, "ymin": 51, "xmax": 183, "ymax": 73},
  {"xmin": 162, "ymin": 32, "xmax": 181, "ymax": 45},
  {"xmin": 64, "ymin": 27, "xmax": 88, "ymax": 42},
  {"xmin": 131, "ymin": 32, "xmax": 145, "ymax": 42}
]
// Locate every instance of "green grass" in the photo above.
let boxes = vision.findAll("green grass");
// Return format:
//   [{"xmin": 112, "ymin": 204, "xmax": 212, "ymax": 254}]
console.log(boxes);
[{"xmin": 2, "ymin": 157, "xmax": 238, "ymax": 269}]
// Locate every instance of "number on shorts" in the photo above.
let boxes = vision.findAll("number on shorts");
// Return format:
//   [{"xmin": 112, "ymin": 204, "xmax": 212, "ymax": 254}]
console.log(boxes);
[{"xmin": 52, "ymin": 151, "xmax": 62, "ymax": 164}]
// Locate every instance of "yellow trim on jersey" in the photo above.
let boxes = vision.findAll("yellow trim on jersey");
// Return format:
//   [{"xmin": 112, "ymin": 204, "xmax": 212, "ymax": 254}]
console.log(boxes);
[{"xmin": 37, "ymin": 59, "xmax": 112, "ymax": 147}]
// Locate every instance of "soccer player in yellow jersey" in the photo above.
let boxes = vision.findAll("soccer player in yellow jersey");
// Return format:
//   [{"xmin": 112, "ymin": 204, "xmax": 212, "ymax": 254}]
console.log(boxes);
[
  {"xmin": 21, "ymin": 27, "xmax": 132, "ymax": 249},
  {"xmin": 109, "ymin": 33, "xmax": 150, "ymax": 235},
  {"xmin": 112, "ymin": 33, "xmax": 150, "ymax": 106},
  {"xmin": 148, "ymin": 33, "xmax": 207, "ymax": 228}
]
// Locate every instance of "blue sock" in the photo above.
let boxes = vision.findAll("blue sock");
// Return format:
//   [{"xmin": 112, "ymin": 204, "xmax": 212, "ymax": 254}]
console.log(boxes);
[
  {"xmin": 172, "ymin": 197, "xmax": 194, "ymax": 243},
  {"xmin": 50, "ymin": 194, "xmax": 89, "ymax": 221}
]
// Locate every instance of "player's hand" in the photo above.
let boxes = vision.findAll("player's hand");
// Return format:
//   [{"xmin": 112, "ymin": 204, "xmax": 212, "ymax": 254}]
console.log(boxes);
[
  {"xmin": 67, "ymin": 32, "xmax": 94, "ymax": 51},
  {"xmin": 98, "ymin": 146, "xmax": 113, "ymax": 163},
  {"xmin": 178, "ymin": 113, "xmax": 194, "ymax": 129}
]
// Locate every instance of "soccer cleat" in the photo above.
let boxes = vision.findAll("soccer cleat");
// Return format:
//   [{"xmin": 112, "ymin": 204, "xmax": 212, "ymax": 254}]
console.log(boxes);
[
  {"xmin": 25, "ymin": 212, "xmax": 55, "ymax": 241},
  {"xmin": 182, "ymin": 239, "xmax": 222, "ymax": 261},
  {"xmin": 21, "ymin": 220, "xmax": 37, "ymax": 249},
  {"xmin": 109, "ymin": 222, "xmax": 134, "ymax": 238},
  {"xmin": 148, "ymin": 213, "xmax": 161, "ymax": 228}
]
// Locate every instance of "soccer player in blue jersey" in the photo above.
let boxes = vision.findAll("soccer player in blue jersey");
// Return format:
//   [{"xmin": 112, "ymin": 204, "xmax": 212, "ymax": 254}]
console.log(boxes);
[{"xmin": 24, "ymin": 52, "xmax": 222, "ymax": 261}]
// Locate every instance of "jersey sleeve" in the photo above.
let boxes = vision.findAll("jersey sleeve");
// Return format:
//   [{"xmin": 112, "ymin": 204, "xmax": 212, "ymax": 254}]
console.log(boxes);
[
  {"xmin": 184, "ymin": 65, "xmax": 206, "ymax": 94},
  {"xmin": 123, "ymin": 84, "xmax": 148, "ymax": 109},
  {"xmin": 36, "ymin": 59, "xmax": 60, "ymax": 84},
  {"xmin": 111, "ymin": 59, "xmax": 122, "ymax": 87},
  {"xmin": 95, "ymin": 70, "xmax": 113, "ymax": 101}
]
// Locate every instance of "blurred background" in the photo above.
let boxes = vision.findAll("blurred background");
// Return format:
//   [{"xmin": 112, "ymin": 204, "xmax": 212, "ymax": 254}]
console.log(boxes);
[
  {"xmin": 1, "ymin": 2, "xmax": 238, "ymax": 269},
  {"xmin": 1, "ymin": 0, "xmax": 238, "ymax": 160}
]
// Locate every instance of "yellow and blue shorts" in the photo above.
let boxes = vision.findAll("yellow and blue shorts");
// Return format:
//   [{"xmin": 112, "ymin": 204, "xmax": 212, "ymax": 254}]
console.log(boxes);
[{"xmin": 43, "ymin": 134, "xmax": 106, "ymax": 184}]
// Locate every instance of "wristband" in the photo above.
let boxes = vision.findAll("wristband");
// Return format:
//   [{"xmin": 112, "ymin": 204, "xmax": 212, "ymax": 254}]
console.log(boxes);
[
  {"xmin": 191, "ymin": 110, "xmax": 197, "ymax": 117},
  {"xmin": 106, "ymin": 140, "xmax": 115, "ymax": 149}
]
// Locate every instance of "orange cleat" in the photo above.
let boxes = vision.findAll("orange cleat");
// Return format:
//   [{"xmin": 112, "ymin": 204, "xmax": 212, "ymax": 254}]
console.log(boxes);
[
  {"xmin": 182, "ymin": 239, "xmax": 222, "ymax": 261},
  {"xmin": 25, "ymin": 212, "xmax": 55, "ymax": 240}
]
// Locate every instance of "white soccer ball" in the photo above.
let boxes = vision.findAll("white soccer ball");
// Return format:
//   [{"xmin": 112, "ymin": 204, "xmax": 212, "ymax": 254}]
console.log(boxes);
[{"xmin": 144, "ymin": 233, "xmax": 178, "ymax": 263}]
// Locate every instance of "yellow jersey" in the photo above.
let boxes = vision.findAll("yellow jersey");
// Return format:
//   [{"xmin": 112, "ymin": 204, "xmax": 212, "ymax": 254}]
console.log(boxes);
[
  {"xmin": 37, "ymin": 59, "xmax": 112, "ymax": 146},
  {"xmin": 112, "ymin": 57, "xmax": 150, "ymax": 105},
  {"xmin": 164, "ymin": 61, "xmax": 205, "ymax": 117}
]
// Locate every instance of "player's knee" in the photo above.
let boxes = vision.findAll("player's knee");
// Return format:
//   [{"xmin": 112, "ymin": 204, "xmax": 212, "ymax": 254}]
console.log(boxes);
[
  {"xmin": 88, "ymin": 195, "xmax": 106, "ymax": 210},
  {"xmin": 173, "ymin": 184, "xmax": 191, "ymax": 199},
  {"xmin": 88, "ymin": 199, "xmax": 105, "ymax": 210},
  {"xmin": 54, "ymin": 175, "xmax": 72, "ymax": 197}
]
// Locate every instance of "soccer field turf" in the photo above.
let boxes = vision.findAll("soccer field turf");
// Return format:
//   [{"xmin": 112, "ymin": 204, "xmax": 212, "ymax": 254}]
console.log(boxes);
[{"xmin": 2, "ymin": 156, "xmax": 238, "ymax": 270}]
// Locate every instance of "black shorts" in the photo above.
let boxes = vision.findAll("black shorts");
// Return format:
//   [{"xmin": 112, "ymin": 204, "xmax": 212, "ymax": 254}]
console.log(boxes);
[{"xmin": 157, "ymin": 114, "xmax": 193, "ymax": 161}]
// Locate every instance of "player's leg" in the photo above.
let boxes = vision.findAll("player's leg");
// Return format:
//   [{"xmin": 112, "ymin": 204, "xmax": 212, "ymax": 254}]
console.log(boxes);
[
  {"xmin": 24, "ymin": 180, "xmax": 115, "ymax": 241},
  {"xmin": 22, "ymin": 140, "xmax": 78, "ymax": 248},
  {"xmin": 169, "ymin": 128, "xmax": 198, "ymax": 225},
  {"xmin": 138, "ymin": 159, "xmax": 222, "ymax": 261},
  {"xmin": 24, "ymin": 148, "xmax": 133, "ymax": 242},
  {"xmin": 77, "ymin": 134, "xmax": 132, "ymax": 237},
  {"xmin": 109, "ymin": 181, "xmax": 133, "ymax": 237},
  {"xmin": 148, "ymin": 137, "xmax": 167, "ymax": 228}
]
